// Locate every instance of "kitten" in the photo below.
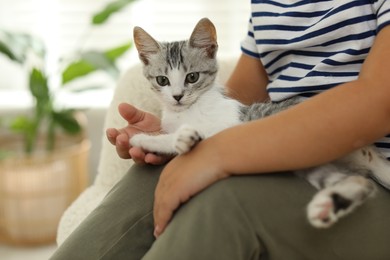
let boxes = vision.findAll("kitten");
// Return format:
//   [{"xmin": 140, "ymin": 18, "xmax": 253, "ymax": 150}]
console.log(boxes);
[{"xmin": 130, "ymin": 18, "xmax": 390, "ymax": 228}]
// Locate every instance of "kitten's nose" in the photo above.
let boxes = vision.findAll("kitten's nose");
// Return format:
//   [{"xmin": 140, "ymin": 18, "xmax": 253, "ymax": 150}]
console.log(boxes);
[{"xmin": 173, "ymin": 95, "xmax": 183, "ymax": 102}]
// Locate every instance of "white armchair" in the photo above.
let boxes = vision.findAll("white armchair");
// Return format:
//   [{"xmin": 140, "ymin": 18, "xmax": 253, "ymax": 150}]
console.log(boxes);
[{"xmin": 56, "ymin": 56, "xmax": 239, "ymax": 245}]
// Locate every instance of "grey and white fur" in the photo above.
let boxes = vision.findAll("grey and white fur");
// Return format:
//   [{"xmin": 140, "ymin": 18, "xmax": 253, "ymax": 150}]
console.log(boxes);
[{"xmin": 130, "ymin": 18, "xmax": 390, "ymax": 228}]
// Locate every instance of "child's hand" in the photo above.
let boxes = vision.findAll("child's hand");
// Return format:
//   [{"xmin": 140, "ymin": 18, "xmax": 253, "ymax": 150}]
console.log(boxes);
[
  {"xmin": 153, "ymin": 139, "xmax": 228, "ymax": 238},
  {"xmin": 106, "ymin": 103, "xmax": 171, "ymax": 165}
]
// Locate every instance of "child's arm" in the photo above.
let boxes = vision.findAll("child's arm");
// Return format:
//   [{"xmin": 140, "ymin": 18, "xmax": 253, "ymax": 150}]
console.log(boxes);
[
  {"xmin": 215, "ymin": 26, "xmax": 390, "ymax": 174},
  {"xmin": 153, "ymin": 26, "xmax": 390, "ymax": 237},
  {"xmin": 225, "ymin": 54, "xmax": 270, "ymax": 105}
]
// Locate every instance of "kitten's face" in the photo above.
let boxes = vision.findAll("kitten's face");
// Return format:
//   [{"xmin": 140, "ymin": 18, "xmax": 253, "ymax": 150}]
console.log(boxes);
[
  {"xmin": 142, "ymin": 41, "xmax": 218, "ymax": 111},
  {"xmin": 134, "ymin": 18, "xmax": 218, "ymax": 112}
]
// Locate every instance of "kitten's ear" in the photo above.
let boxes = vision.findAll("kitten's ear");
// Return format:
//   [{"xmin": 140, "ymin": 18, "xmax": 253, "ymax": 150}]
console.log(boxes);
[
  {"xmin": 133, "ymin": 27, "xmax": 160, "ymax": 65},
  {"xmin": 189, "ymin": 18, "xmax": 218, "ymax": 58}
]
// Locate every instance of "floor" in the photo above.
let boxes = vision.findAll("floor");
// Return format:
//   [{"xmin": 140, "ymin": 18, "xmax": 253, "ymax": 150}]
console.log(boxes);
[{"xmin": 0, "ymin": 243, "xmax": 57, "ymax": 260}]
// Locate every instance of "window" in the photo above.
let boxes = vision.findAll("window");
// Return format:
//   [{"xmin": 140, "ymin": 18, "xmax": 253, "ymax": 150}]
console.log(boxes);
[{"xmin": 0, "ymin": 0, "xmax": 250, "ymax": 107}]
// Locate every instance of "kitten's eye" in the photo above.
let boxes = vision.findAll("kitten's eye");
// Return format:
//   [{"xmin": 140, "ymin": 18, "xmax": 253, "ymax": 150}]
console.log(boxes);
[
  {"xmin": 185, "ymin": 72, "xmax": 200, "ymax": 84},
  {"xmin": 156, "ymin": 76, "xmax": 170, "ymax": 86}
]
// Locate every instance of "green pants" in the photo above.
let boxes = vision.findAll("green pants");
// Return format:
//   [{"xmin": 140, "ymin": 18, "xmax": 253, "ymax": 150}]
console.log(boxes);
[{"xmin": 51, "ymin": 164, "xmax": 390, "ymax": 260}]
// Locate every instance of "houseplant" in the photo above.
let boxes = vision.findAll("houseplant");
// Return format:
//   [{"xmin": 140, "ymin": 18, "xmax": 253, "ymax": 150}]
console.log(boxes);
[{"xmin": 0, "ymin": 0, "xmax": 137, "ymax": 245}]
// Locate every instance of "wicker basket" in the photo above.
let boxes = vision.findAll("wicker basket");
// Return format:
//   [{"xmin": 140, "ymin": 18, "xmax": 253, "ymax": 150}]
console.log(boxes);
[{"xmin": 0, "ymin": 134, "xmax": 90, "ymax": 245}]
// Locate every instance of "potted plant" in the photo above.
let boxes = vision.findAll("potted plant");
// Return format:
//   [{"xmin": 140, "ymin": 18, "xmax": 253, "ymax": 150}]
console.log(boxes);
[{"xmin": 0, "ymin": 0, "xmax": 137, "ymax": 245}]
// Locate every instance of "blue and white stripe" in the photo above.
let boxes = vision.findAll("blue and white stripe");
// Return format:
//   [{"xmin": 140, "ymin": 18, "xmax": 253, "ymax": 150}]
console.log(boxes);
[{"xmin": 241, "ymin": 0, "xmax": 390, "ymax": 158}]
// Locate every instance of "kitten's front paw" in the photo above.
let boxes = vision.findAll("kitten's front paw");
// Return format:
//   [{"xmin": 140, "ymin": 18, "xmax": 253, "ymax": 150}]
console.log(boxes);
[
  {"xmin": 174, "ymin": 125, "xmax": 203, "ymax": 154},
  {"xmin": 129, "ymin": 134, "xmax": 149, "ymax": 149}
]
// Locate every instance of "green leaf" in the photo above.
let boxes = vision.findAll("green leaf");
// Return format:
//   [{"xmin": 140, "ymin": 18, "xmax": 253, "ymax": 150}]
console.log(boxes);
[
  {"xmin": 92, "ymin": 0, "xmax": 137, "ymax": 25},
  {"xmin": 52, "ymin": 110, "xmax": 82, "ymax": 135},
  {"xmin": 62, "ymin": 50, "xmax": 122, "ymax": 85},
  {"xmin": 29, "ymin": 68, "xmax": 50, "ymax": 102},
  {"xmin": 82, "ymin": 51, "xmax": 118, "ymax": 77},
  {"xmin": 0, "ymin": 30, "xmax": 46, "ymax": 63},
  {"xmin": 10, "ymin": 116, "xmax": 34, "ymax": 133},
  {"xmin": 104, "ymin": 42, "xmax": 132, "ymax": 62},
  {"xmin": 10, "ymin": 33, "xmax": 46, "ymax": 59},
  {"xmin": 29, "ymin": 68, "xmax": 52, "ymax": 120},
  {"xmin": 61, "ymin": 42, "xmax": 131, "ymax": 85},
  {"xmin": 62, "ymin": 60, "xmax": 96, "ymax": 85},
  {"xmin": 10, "ymin": 115, "xmax": 39, "ymax": 154},
  {"xmin": 0, "ymin": 40, "xmax": 19, "ymax": 62}
]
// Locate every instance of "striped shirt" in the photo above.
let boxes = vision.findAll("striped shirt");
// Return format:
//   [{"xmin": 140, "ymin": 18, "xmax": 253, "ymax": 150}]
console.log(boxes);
[{"xmin": 241, "ymin": 0, "xmax": 390, "ymax": 159}]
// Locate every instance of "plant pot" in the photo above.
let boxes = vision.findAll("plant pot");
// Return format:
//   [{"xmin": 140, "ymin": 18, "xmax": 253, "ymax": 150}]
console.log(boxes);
[{"xmin": 0, "ymin": 134, "xmax": 90, "ymax": 245}]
